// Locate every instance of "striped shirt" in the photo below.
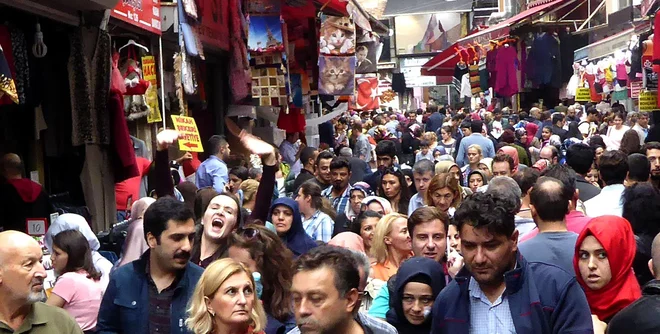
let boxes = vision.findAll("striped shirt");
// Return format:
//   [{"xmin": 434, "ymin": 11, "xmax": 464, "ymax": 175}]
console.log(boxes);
[
  {"xmin": 468, "ymin": 277, "xmax": 516, "ymax": 334},
  {"xmin": 322, "ymin": 185, "xmax": 352, "ymax": 216},
  {"xmin": 302, "ymin": 210, "xmax": 334, "ymax": 243}
]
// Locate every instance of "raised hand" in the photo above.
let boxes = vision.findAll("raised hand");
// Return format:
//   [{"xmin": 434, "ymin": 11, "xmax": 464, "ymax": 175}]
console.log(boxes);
[{"xmin": 157, "ymin": 129, "xmax": 183, "ymax": 151}]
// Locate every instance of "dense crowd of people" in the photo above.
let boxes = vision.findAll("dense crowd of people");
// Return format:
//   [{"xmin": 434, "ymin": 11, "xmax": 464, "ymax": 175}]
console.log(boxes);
[{"xmin": 3, "ymin": 101, "xmax": 660, "ymax": 334}]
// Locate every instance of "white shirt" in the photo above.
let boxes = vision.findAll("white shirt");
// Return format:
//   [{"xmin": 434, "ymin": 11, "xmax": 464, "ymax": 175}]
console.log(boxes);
[
  {"xmin": 584, "ymin": 184, "xmax": 625, "ymax": 217},
  {"xmin": 605, "ymin": 125, "xmax": 630, "ymax": 150}
]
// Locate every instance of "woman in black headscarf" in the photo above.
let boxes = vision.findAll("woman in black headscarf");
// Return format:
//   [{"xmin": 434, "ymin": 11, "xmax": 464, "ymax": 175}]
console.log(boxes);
[{"xmin": 386, "ymin": 257, "xmax": 446, "ymax": 333}]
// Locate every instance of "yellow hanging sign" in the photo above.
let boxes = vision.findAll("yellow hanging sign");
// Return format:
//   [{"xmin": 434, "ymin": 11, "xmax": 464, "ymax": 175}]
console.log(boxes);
[
  {"xmin": 142, "ymin": 56, "xmax": 162, "ymax": 124},
  {"xmin": 171, "ymin": 115, "xmax": 204, "ymax": 152},
  {"xmin": 575, "ymin": 87, "xmax": 591, "ymax": 102},
  {"xmin": 639, "ymin": 90, "xmax": 658, "ymax": 112}
]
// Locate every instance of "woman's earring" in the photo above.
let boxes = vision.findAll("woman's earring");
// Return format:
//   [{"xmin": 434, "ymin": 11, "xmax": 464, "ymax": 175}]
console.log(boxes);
[{"xmin": 208, "ymin": 309, "xmax": 215, "ymax": 317}]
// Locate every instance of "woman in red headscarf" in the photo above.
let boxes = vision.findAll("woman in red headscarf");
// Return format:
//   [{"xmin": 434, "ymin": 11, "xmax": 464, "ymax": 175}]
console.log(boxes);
[
  {"xmin": 573, "ymin": 215, "xmax": 641, "ymax": 323},
  {"xmin": 497, "ymin": 146, "xmax": 521, "ymax": 174}
]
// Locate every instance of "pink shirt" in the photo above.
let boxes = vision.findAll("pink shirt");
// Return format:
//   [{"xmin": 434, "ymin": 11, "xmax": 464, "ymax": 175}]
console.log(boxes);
[
  {"xmin": 52, "ymin": 271, "xmax": 108, "ymax": 331},
  {"xmin": 520, "ymin": 211, "xmax": 592, "ymax": 243}
]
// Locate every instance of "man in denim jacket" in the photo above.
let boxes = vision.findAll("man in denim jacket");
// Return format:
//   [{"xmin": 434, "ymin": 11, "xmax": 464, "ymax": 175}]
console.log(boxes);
[{"xmin": 97, "ymin": 197, "xmax": 202, "ymax": 333}]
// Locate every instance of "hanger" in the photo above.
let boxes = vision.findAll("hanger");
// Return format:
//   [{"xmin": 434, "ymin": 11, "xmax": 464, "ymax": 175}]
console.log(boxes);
[
  {"xmin": 455, "ymin": 46, "xmax": 465, "ymax": 65},
  {"xmin": 118, "ymin": 39, "xmax": 149, "ymax": 53}
]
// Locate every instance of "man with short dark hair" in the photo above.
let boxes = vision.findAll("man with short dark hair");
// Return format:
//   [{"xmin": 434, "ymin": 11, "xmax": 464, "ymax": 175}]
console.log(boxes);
[
  {"xmin": 552, "ymin": 113, "xmax": 568, "ymax": 141},
  {"xmin": 289, "ymin": 246, "xmax": 397, "ymax": 334},
  {"xmin": 196, "ymin": 135, "xmax": 230, "ymax": 193},
  {"xmin": 585, "ymin": 150, "xmax": 628, "ymax": 217},
  {"xmin": 456, "ymin": 120, "xmax": 495, "ymax": 167},
  {"xmin": 0, "ymin": 231, "xmax": 83, "ymax": 334},
  {"xmin": 644, "ymin": 141, "xmax": 660, "ymax": 188},
  {"xmin": 364, "ymin": 140, "xmax": 397, "ymax": 191},
  {"xmin": 311, "ymin": 151, "xmax": 334, "ymax": 191},
  {"xmin": 293, "ymin": 146, "xmax": 319, "ymax": 193},
  {"xmin": 431, "ymin": 192, "xmax": 593, "ymax": 334},
  {"xmin": 627, "ymin": 153, "xmax": 651, "ymax": 186},
  {"xmin": 367, "ymin": 206, "xmax": 457, "ymax": 319},
  {"xmin": 608, "ymin": 232, "xmax": 660, "ymax": 333},
  {"xmin": 425, "ymin": 105, "xmax": 444, "ymax": 133},
  {"xmin": 408, "ymin": 159, "xmax": 435, "ymax": 215},
  {"xmin": 578, "ymin": 107, "xmax": 599, "ymax": 139},
  {"xmin": 519, "ymin": 177, "xmax": 578, "ymax": 273},
  {"xmin": 566, "ymin": 143, "xmax": 601, "ymax": 201},
  {"xmin": 97, "ymin": 197, "xmax": 202, "ymax": 333},
  {"xmin": 322, "ymin": 157, "xmax": 353, "ymax": 214},
  {"xmin": 492, "ymin": 153, "xmax": 515, "ymax": 177}
]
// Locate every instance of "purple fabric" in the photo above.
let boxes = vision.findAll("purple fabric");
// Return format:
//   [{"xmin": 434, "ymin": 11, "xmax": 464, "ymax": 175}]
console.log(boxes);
[
  {"xmin": 487, "ymin": 49, "xmax": 498, "ymax": 89},
  {"xmin": 495, "ymin": 46, "xmax": 519, "ymax": 97}
]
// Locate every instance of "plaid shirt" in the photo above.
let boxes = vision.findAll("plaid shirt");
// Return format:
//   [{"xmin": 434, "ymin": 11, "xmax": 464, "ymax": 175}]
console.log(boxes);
[
  {"xmin": 322, "ymin": 185, "xmax": 352, "ymax": 215},
  {"xmin": 302, "ymin": 210, "xmax": 334, "ymax": 242}
]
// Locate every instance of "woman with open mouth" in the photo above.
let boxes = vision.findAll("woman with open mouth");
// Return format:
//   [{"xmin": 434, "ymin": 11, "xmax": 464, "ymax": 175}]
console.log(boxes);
[{"xmin": 574, "ymin": 215, "xmax": 641, "ymax": 325}]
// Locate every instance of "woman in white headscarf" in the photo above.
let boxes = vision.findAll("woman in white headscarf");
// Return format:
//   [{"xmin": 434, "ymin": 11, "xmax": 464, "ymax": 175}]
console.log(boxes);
[
  {"xmin": 44, "ymin": 213, "xmax": 114, "ymax": 282},
  {"xmin": 115, "ymin": 197, "xmax": 156, "ymax": 268}
]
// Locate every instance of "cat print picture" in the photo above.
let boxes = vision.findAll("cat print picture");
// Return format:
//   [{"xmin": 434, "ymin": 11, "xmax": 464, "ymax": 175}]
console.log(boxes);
[
  {"xmin": 320, "ymin": 15, "xmax": 355, "ymax": 55},
  {"xmin": 319, "ymin": 55, "xmax": 355, "ymax": 96}
]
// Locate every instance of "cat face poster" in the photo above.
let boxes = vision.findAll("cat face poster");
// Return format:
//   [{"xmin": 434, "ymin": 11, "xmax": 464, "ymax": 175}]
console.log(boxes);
[
  {"xmin": 319, "ymin": 55, "xmax": 355, "ymax": 96},
  {"xmin": 355, "ymin": 41, "xmax": 378, "ymax": 74},
  {"xmin": 248, "ymin": 16, "xmax": 284, "ymax": 53},
  {"xmin": 320, "ymin": 15, "xmax": 355, "ymax": 55}
]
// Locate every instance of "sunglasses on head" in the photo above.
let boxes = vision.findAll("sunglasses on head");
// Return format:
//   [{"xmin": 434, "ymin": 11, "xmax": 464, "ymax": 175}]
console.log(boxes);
[{"xmin": 237, "ymin": 227, "xmax": 260, "ymax": 240}]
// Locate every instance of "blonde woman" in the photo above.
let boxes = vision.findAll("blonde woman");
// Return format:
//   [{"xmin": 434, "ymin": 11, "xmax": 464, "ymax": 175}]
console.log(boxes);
[
  {"xmin": 370, "ymin": 213, "xmax": 412, "ymax": 281},
  {"xmin": 240, "ymin": 179, "xmax": 259, "ymax": 214},
  {"xmin": 186, "ymin": 258, "xmax": 267, "ymax": 334}
]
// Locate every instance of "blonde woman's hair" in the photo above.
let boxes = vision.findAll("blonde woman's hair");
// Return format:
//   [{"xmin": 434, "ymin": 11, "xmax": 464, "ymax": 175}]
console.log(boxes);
[
  {"xmin": 423, "ymin": 131, "xmax": 438, "ymax": 143},
  {"xmin": 467, "ymin": 144, "xmax": 483, "ymax": 158},
  {"xmin": 240, "ymin": 179, "xmax": 259, "ymax": 203},
  {"xmin": 186, "ymin": 258, "xmax": 267, "ymax": 334},
  {"xmin": 370, "ymin": 213, "xmax": 407, "ymax": 264}
]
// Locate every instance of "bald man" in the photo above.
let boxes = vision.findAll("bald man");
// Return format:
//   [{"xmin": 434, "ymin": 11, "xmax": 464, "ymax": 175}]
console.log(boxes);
[
  {"xmin": 0, "ymin": 231, "xmax": 82, "ymax": 333},
  {"xmin": 0, "ymin": 153, "xmax": 53, "ymax": 232},
  {"xmin": 608, "ymin": 233, "xmax": 660, "ymax": 333}
]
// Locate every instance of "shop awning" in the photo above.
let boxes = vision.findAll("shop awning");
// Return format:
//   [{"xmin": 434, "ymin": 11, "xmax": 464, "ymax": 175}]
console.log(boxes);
[
  {"xmin": 420, "ymin": 42, "xmax": 474, "ymax": 77},
  {"xmin": 456, "ymin": 0, "xmax": 578, "ymax": 46},
  {"xmin": 382, "ymin": 0, "xmax": 472, "ymax": 17},
  {"xmin": 574, "ymin": 21, "xmax": 651, "ymax": 62}
]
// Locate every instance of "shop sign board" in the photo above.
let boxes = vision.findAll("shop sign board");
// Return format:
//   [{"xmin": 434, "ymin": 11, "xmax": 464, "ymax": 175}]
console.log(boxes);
[
  {"xmin": 142, "ymin": 56, "xmax": 162, "ymax": 124},
  {"xmin": 630, "ymin": 81, "xmax": 643, "ymax": 98},
  {"xmin": 639, "ymin": 91, "xmax": 658, "ymax": 112},
  {"xmin": 401, "ymin": 57, "xmax": 437, "ymax": 87},
  {"xmin": 197, "ymin": 0, "xmax": 230, "ymax": 50},
  {"xmin": 575, "ymin": 88, "xmax": 591, "ymax": 102},
  {"xmin": 112, "ymin": 0, "xmax": 162, "ymax": 35},
  {"xmin": 171, "ymin": 115, "xmax": 204, "ymax": 152}
]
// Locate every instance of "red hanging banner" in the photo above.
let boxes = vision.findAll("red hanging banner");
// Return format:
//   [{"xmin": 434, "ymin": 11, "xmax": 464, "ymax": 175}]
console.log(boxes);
[
  {"xmin": 197, "ymin": 0, "xmax": 230, "ymax": 50},
  {"xmin": 111, "ymin": 0, "xmax": 162, "ymax": 35}
]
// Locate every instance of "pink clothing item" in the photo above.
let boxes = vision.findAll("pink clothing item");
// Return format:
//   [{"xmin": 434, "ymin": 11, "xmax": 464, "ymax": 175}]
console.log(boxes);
[
  {"xmin": 328, "ymin": 232, "xmax": 366, "ymax": 253},
  {"xmin": 525, "ymin": 123, "xmax": 539, "ymax": 147},
  {"xmin": 498, "ymin": 146, "xmax": 520, "ymax": 171},
  {"xmin": 52, "ymin": 271, "xmax": 108, "ymax": 331},
  {"xmin": 519, "ymin": 210, "xmax": 591, "ymax": 243},
  {"xmin": 494, "ymin": 46, "xmax": 519, "ymax": 97}
]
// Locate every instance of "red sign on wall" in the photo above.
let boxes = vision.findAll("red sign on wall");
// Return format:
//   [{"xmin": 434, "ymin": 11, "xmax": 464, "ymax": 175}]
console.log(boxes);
[
  {"xmin": 197, "ymin": 0, "xmax": 229, "ymax": 50},
  {"xmin": 112, "ymin": 0, "xmax": 162, "ymax": 35}
]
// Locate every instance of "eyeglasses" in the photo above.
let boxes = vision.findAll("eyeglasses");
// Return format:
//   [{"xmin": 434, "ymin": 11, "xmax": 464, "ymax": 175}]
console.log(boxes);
[{"xmin": 237, "ymin": 227, "xmax": 260, "ymax": 240}]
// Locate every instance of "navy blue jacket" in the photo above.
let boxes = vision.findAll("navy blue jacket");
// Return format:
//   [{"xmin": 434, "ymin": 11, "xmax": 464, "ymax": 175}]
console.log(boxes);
[
  {"xmin": 96, "ymin": 251, "xmax": 204, "ymax": 334},
  {"xmin": 269, "ymin": 198, "xmax": 316, "ymax": 257},
  {"xmin": 431, "ymin": 253, "xmax": 593, "ymax": 334},
  {"xmin": 426, "ymin": 112, "xmax": 445, "ymax": 134}
]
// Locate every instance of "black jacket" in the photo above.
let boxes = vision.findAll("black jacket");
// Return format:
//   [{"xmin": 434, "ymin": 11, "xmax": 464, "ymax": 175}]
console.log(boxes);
[{"xmin": 607, "ymin": 280, "xmax": 660, "ymax": 333}]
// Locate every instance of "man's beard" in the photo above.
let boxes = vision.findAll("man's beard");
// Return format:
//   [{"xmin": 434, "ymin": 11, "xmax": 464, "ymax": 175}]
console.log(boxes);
[{"xmin": 26, "ymin": 290, "xmax": 46, "ymax": 304}]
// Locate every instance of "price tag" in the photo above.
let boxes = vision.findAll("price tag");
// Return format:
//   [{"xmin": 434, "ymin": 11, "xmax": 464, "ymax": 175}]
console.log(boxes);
[
  {"xmin": 26, "ymin": 218, "xmax": 47, "ymax": 236},
  {"xmin": 575, "ymin": 88, "xmax": 591, "ymax": 102},
  {"xmin": 50, "ymin": 212, "xmax": 59, "ymax": 224}
]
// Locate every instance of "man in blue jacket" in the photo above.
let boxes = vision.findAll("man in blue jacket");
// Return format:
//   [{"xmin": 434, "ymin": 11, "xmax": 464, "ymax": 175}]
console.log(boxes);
[
  {"xmin": 97, "ymin": 196, "xmax": 203, "ymax": 334},
  {"xmin": 431, "ymin": 192, "xmax": 593, "ymax": 334}
]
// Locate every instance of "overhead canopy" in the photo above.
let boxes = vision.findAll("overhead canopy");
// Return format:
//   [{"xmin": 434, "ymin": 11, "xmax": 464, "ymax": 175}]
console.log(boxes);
[
  {"xmin": 574, "ymin": 21, "xmax": 651, "ymax": 62},
  {"xmin": 421, "ymin": 42, "xmax": 478, "ymax": 77},
  {"xmin": 382, "ymin": 0, "xmax": 471, "ymax": 17},
  {"xmin": 456, "ymin": 0, "xmax": 579, "ymax": 46}
]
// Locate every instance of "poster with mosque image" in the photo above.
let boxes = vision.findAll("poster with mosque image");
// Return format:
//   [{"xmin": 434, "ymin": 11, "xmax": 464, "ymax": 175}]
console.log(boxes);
[{"xmin": 248, "ymin": 16, "xmax": 284, "ymax": 53}]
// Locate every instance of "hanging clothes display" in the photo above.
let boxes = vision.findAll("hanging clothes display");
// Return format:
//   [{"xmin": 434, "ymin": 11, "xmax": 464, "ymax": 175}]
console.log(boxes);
[
  {"xmin": 494, "ymin": 44, "xmax": 519, "ymax": 97},
  {"xmin": 528, "ymin": 32, "xmax": 561, "ymax": 88},
  {"xmin": 453, "ymin": 62, "xmax": 468, "ymax": 94},
  {"xmin": 478, "ymin": 57, "xmax": 489, "ymax": 92},
  {"xmin": 584, "ymin": 63, "xmax": 602, "ymax": 103},
  {"xmin": 566, "ymin": 63, "xmax": 580, "ymax": 98},
  {"xmin": 68, "ymin": 26, "xmax": 111, "ymax": 146},
  {"xmin": 469, "ymin": 63, "xmax": 480, "ymax": 95},
  {"xmin": 486, "ymin": 47, "xmax": 498, "ymax": 90}
]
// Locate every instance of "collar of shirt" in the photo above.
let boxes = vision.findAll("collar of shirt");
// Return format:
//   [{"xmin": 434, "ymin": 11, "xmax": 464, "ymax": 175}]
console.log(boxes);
[
  {"xmin": 323, "ymin": 184, "xmax": 352, "ymax": 199},
  {"xmin": 468, "ymin": 276, "xmax": 506, "ymax": 305},
  {"xmin": 303, "ymin": 210, "xmax": 323, "ymax": 222},
  {"xmin": 600, "ymin": 183, "xmax": 625, "ymax": 194},
  {"xmin": 207, "ymin": 154, "xmax": 226, "ymax": 166}
]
